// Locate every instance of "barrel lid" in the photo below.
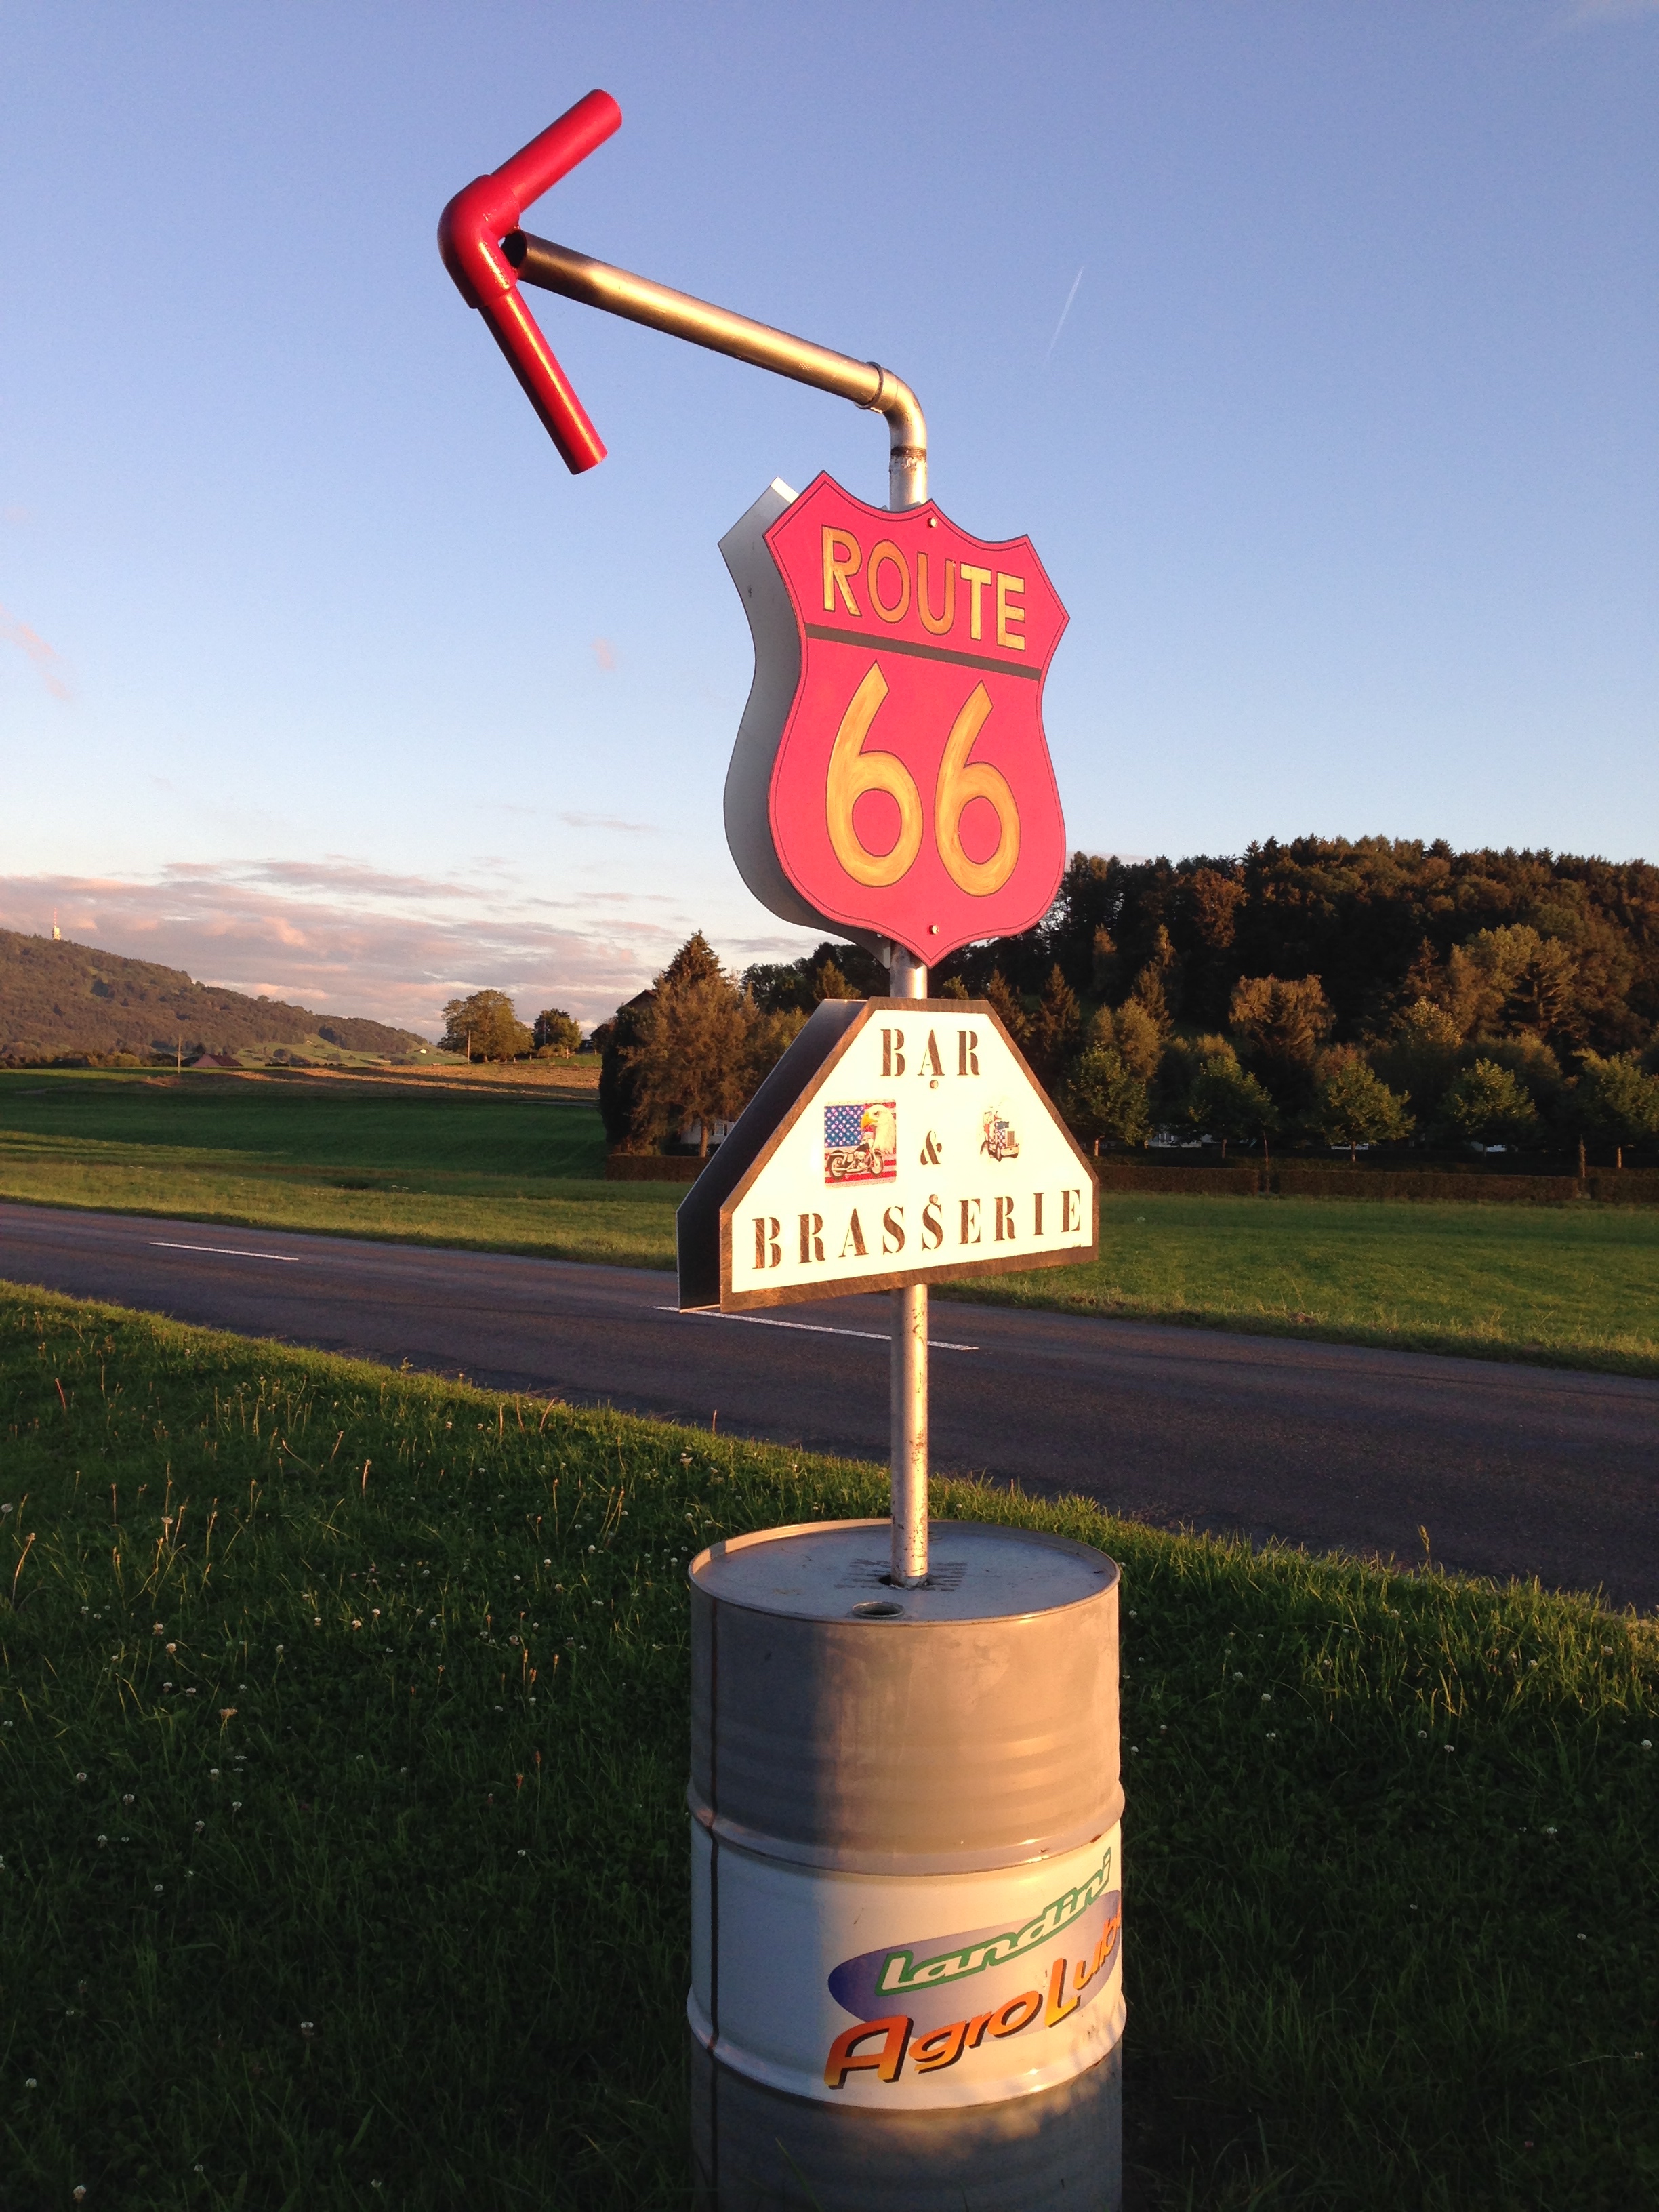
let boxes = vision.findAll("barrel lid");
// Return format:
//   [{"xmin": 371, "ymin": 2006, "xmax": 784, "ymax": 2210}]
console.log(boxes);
[{"xmin": 691, "ymin": 1519, "xmax": 1115, "ymax": 1624}]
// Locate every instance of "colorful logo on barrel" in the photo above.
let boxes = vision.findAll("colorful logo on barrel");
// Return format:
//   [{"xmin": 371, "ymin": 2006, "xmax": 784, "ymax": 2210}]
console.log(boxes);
[
  {"xmin": 822, "ymin": 1845, "xmax": 1120, "ymax": 2090},
  {"xmin": 763, "ymin": 474, "xmax": 1069, "ymax": 962},
  {"xmin": 824, "ymin": 1100, "xmax": 897, "ymax": 1185}
]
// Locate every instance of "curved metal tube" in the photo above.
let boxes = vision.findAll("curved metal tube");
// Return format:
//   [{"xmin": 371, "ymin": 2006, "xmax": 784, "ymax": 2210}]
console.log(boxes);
[
  {"xmin": 437, "ymin": 92, "xmax": 622, "ymax": 472},
  {"xmin": 506, "ymin": 230, "xmax": 927, "ymax": 510}
]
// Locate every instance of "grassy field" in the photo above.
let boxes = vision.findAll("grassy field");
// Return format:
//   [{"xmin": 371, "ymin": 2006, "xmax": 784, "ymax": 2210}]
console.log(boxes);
[
  {"xmin": 3, "ymin": 1070, "xmax": 1658, "ymax": 1376},
  {"xmin": 0, "ymin": 1067, "xmax": 675, "ymax": 1271},
  {"xmin": 1, "ymin": 1284, "xmax": 1655, "ymax": 2209},
  {"xmin": 951, "ymin": 1195, "xmax": 1659, "ymax": 1378}
]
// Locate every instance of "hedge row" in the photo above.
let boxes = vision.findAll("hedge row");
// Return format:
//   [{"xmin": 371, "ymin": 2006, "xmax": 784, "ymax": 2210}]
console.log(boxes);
[{"xmin": 1092, "ymin": 1162, "xmax": 1659, "ymax": 1204}]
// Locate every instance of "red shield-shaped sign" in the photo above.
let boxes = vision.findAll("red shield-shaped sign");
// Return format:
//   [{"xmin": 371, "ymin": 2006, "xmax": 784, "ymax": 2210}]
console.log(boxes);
[{"xmin": 748, "ymin": 474, "xmax": 1068, "ymax": 963}]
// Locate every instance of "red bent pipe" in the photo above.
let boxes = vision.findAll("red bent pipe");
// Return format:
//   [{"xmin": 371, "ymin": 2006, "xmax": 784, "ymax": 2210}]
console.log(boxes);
[{"xmin": 438, "ymin": 89, "xmax": 621, "ymax": 472}]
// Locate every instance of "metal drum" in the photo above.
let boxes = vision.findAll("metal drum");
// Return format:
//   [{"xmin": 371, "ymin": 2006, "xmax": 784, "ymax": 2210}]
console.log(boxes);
[{"xmin": 688, "ymin": 1519, "xmax": 1123, "ymax": 2211}]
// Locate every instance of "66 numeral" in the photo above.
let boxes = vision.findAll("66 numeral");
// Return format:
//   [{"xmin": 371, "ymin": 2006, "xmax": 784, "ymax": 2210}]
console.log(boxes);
[{"xmin": 825, "ymin": 663, "xmax": 1020, "ymax": 897}]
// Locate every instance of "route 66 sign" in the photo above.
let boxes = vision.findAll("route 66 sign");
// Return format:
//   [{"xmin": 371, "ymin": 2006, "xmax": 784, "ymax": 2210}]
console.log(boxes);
[{"xmin": 722, "ymin": 475, "xmax": 1069, "ymax": 962}]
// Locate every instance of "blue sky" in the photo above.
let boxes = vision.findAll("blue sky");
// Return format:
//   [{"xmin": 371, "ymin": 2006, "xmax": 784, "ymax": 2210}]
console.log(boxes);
[{"xmin": 2, "ymin": 1, "xmax": 1655, "ymax": 1032}]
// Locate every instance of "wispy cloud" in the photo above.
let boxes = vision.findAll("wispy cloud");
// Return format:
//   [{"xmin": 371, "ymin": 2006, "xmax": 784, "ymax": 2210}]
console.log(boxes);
[
  {"xmin": 558, "ymin": 810, "xmax": 655, "ymax": 834},
  {"xmin": 1044, "ymin": 268, "xmax": 1084, "ymax": 364},
  {"xmin": 590, "ymin": 635, "xmax": 618, "ymax": 672},
  {"xmin": 0, "ymin": 602, "xmax": 70, "ymax": 699}
]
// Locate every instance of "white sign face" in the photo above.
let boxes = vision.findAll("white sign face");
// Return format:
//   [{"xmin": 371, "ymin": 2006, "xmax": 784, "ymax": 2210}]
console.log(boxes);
[{"xmin": 710, "ymin": 1000, "xmax": 1095, "ymax": 1311}]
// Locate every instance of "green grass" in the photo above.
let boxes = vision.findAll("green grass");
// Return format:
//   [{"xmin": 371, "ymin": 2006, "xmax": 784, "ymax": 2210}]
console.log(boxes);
[
  {"xmin": 0, "ymin": 1068, "xmax": 676, "ymax": 1270},
  {"xmin": 4, "ymin": 1071, "xmax": 1659, "ymax": 1377},
  {"xmin": 1, "ymin": 1286, "xmax": 1654, "ymax": 2209},
  {"xmin": 952, "ymin": 1194, "xmax": 1659, "ymax": 1379}
]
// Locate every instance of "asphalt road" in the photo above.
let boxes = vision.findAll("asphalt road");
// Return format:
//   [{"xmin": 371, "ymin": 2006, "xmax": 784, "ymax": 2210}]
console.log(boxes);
[{"xmin": 1, "ymin": 1198, "xmax": 1654, "ymax": 1610}]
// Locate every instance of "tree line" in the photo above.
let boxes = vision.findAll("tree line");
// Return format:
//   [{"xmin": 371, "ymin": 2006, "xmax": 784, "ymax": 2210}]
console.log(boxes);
[
  {"xmin": 588, "ymin": 838, "xmax": 1659, "ymax": 1168},
  {"xmin": 438, "ymin": 993, "xmax": 582, "ymax": 1063}
]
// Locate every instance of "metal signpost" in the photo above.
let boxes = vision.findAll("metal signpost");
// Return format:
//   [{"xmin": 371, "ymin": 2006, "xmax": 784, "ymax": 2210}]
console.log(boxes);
[{"xmin": 441, "ymin": 92, "xmax": 1122, "ymax": 2211}]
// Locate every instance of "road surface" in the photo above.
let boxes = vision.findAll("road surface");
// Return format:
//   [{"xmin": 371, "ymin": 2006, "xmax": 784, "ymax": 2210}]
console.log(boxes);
[{"xmin": 1, "ymin": 1200, "xmax": 1654, "ymax": 1609}]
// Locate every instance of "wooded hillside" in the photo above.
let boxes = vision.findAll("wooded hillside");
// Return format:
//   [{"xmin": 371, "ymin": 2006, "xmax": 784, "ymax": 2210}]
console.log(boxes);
[
  {"xmin": 955, "ymin": 838, "xmax": 1659, "ymax": 1052},
  {"xmin": 0, "ymin": 930, "xmax": 428, "ymax": 1064}
]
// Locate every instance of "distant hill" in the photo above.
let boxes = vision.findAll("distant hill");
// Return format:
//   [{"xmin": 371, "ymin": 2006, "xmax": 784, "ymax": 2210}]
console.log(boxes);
[{"xmin": 0, "ymin": 930, "xmax": 429, "ymax": 1065}]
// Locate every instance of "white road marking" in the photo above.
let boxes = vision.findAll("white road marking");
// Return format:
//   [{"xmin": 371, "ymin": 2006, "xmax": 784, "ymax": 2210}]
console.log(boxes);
[
  {"xmin": 150, "ymin": 1242, "xmax": 301, "ymax": 1263},
  {"xmin": 661, "ymin": 1306, "xmax": 977, "ymax": 1352}
]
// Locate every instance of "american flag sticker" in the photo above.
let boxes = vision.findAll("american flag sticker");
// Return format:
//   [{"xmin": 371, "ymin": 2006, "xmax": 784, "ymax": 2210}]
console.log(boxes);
[{"xmin": 823, "ymin": 1101, "xmax": 898, "ymax": 1185}]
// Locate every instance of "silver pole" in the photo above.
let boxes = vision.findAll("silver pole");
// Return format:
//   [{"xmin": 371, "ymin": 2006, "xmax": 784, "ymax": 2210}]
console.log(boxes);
[
  {"xmin": 882, "ymin": 426, "xmax": 929, "ymax": 1590},
  {"xmin": 888, "ymin": 954, "xmax": 928, "ymax": 1591},
  {"xmin": 507, "ymin": 230, "xmax": 926, "ymax": 510},
  {"xmin": 509, "ymin": 222, "xmax": 935, "ymax": 1580}
]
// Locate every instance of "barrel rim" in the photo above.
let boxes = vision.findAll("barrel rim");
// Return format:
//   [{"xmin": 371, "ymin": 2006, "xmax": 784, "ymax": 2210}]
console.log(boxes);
[{"xmin": 689, "ymin": 1517, "xmax": 1120, "ymax": 1626}]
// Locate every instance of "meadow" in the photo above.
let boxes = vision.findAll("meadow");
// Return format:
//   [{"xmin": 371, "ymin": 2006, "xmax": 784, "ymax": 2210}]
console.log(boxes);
[
  {"xmin": 2, "ymin": 1069, "xmax": 1657, "ymax": 1378},
  {"xmin": 1, "ymin": 1284, "xmax": 1655, "ymax": 2210},
  {"xmin": 0, "ymin": 1067, "xmax": 673, "ymax": 1272}
]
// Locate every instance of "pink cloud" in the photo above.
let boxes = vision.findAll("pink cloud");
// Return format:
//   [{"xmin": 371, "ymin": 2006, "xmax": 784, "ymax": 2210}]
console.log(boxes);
[
  {"xmin": 0, "ymin": 863, "xmax": 717, "ymax": 1033},
  {"xmin": 0, "ymin": 602, "xmax": 70, "ymax": 700}
]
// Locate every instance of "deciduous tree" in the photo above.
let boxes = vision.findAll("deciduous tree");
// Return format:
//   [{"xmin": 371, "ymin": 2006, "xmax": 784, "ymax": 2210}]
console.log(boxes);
[
  {"xmin": 1313, "ymin": 1054, "xmax": 1414, "ymax": 1160},
  {"xmin": 1435, "ymin": 1059, "xmax": 1539, "ymax": 1150},
  {"xmin": 532, "ymin": 1007, "xmax": 582, "ymax": 1056},
  {"xmin": 1574, "ymin": 1051, "xmax": 1659, "ymax": 1170},
  {"xmin": 1185, "ymin": 1052, "xmax": 1279, "ymax": 1162},
  {"xmin": 1370, "ymin": 998, "xmax": 1463, "ymax": 1113},
  {"xmin": 1061, "ymin": 1045, "xmax": 1151, "ymax": 1154},
  {"xmin": 440, "ymin": 990, "xmax": 533, "ymax": 1063},
  {"xmin": 1109, "ymin": 999, "xmax": 1164, "ymax": 1086}
]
